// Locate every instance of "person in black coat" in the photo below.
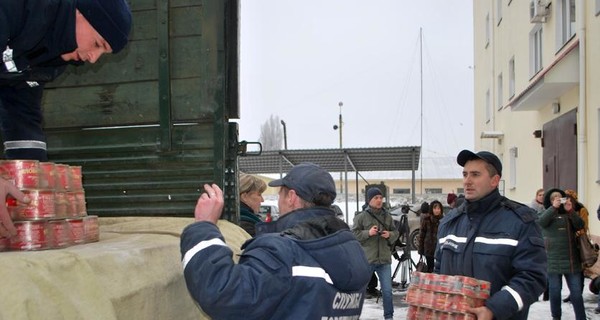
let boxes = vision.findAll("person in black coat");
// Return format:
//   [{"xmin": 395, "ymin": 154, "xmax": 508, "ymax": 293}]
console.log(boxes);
[{"xmin": 0, "ymin": 0, "xmax": 132, "ymax": 237}]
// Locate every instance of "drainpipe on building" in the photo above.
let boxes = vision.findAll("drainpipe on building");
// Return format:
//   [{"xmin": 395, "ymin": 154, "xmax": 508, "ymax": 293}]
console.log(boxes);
[{"xmin": 577, "ymin": 0, "xmax": 587, "ymax": 203}]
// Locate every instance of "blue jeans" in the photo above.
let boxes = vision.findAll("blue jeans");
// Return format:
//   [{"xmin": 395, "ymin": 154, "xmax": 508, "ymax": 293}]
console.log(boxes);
[
  {"xmin": 371, "ymin": 263, "xmax": 393, "ymax": 319},
  {"xmin": 547, "ymin": 272, "xmax": 585, "ymax": 320}
]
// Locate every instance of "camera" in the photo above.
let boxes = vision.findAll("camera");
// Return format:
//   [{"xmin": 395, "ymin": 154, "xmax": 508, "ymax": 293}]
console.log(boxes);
[
  {"xmin": 560, "ymin": 197, "xmax": 567, "ymax": 204},
  {"xmin": 400, "ymin": 204, "xmax": 410, "ymax": 214},
  {"xmin": 377, "ymin": 230, "xmax": 384, "ymax": 235}
]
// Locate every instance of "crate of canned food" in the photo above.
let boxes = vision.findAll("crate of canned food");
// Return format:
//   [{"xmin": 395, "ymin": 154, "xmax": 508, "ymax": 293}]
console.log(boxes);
[
  {"xmin": 0, "ymin": 216, "xmax": 99, "ymax": 252},
  {"xmin": 405, "ymin": 272, "xmax": 491, "ymax": 319}
]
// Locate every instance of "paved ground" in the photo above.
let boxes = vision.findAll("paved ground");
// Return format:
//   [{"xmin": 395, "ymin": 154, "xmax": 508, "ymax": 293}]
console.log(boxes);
[{"xmin": 360, "ymin": 252, "xmax": 600, "ymax": 319}]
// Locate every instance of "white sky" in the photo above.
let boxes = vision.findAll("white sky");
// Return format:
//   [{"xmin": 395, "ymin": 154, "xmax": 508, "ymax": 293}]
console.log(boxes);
[{"xmin": 237, "ymin": 0, "xmax": 474, "ymax": 162}]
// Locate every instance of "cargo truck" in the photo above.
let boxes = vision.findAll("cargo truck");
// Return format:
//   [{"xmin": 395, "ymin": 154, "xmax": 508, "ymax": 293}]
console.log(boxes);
[{"xmin": 38, "ymin": 0, "xmax": 241, "ymax": 222}]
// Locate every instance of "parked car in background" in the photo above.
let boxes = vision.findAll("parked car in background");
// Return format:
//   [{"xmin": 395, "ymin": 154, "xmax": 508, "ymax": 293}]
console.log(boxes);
[{"xmin": 258, "ymin": 204, "xmax": 279, "ymax": 222}]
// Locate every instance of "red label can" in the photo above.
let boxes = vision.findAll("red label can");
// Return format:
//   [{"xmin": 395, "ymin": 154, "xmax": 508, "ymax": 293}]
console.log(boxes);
[
  {"xmin": 48, "ymin": 219, "xmax": 72, "ymax": 248},
  {"xmin": 55, "ymin": 164, "xmax": 72, "ymax": 191},
  {"xmin": 0, "ymin": 160, "xmax": 40, "ymax": 189},
  {"xmin": 83, "ymin": 215, "xmax": 99, "ymax": 243},
  {"xmin": 65, "ymin": 192, "xmax": 78, "ymax": 217},
  {"xmin": 74, "ymin": 191, "xmax": 87, "ymax": 215},
  {"xmin": 8, "ymin": 189, "xmax": 56, "ymax": 220},
  {"xmin": 0, "ymin": 237, "xmax": 9, "ymax": 252},
  {"xmin": 9, "ymin": 220, "xmax": 49, "ymax": 250},
  {"xmin": 39, "ymin": 162, "xmax": 58, "ymax": 190},
  {"xmin": 66, "ymin": 218, "xmax": 85, "ymax": 244},
  {"xmin": 54, "ymin": 192, "xmax": 68, "ymax": 218},
  {"xmin": 70, "ymin": 166, "xmax": 83, "ymax": 191}
]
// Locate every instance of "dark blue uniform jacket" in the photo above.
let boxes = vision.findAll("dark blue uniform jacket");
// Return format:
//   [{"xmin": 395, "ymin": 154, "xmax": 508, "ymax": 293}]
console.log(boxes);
[
  {"xmin": 1, "ymin": 0, "xmax": 78, "ymax": 160},
  {"xmin": 181, "ymin": 207, "xmax": 371, "ymax": 320},
  {"xmin": 434, "ymin": 189, "xmax": 547, "ymax": 320}
]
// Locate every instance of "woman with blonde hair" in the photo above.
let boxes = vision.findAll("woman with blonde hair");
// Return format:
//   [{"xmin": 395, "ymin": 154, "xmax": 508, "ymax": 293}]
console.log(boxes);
[{"xmin": 238, "ymin": 173, "xmax": 267, "ymax": 236}]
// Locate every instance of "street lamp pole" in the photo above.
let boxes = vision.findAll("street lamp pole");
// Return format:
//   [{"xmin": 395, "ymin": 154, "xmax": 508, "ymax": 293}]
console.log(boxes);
[
  {"xmin": 333, "ymin": 102, "xmax": 343, "ymax": 195},
  {"xmin": 280, "ymin": 119, "xmax": 288, "ymax": 150}
]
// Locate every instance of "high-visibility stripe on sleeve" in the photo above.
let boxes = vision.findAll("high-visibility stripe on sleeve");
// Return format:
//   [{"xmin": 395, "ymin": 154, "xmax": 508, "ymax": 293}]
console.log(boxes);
[
  {"xmin": 182, "ymin": 238, "xmax": 228, "ymax": 270},
  {"xmin": 439, "ymin": 234, "xmax": 468, "ymax": 244},
  {"xmin": 4, "ymin": 140, "xmax": 47, "ymax": 150},
  {"xmin": 475, "ymin": 237, "xmax": 518, "ymax": 246},
  {"xmin": 502, "ymin": 285, "xmax": 523, "ymax": 311},
  {"xmin": 292, "ymin": 266, "xmax": 333, "ymax": 285}
]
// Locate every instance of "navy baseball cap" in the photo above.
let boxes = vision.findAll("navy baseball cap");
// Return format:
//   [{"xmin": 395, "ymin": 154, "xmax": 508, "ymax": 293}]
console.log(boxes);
[
  {"xmin": 457, "ymin": 150, "xmax": 502, "ymax": 177},
  {"xmin": 268, "ymin": 163, "xmax": 336, "ymax": 202}
]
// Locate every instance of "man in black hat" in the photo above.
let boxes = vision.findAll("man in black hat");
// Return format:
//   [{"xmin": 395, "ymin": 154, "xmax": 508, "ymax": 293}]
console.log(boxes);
[
  {"xmin": 352, "ymin": 187, "xmax": 399, "ymax": 320},
  {"xmin": 434, "ymin": 150, "xmax": 547, "ymax": 320},
  {"xmin": 0, "ymin": 0, "xmax": 132, "ymax": 237},
  {"xmin": 180, "ymin": 163, "xmax": 371, "ymax": 319}
]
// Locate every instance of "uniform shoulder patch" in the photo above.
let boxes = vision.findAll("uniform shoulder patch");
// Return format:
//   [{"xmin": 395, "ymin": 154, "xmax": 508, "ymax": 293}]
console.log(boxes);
[{"xmin": 501, "ymin": 199, "xmax": 536, "ymax": 222}]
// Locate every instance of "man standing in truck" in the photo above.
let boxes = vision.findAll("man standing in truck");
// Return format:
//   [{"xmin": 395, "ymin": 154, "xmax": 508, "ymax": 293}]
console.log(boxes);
[{"xmin": 0, "ymin": 0, "xmax": 132, "ymax": 237}]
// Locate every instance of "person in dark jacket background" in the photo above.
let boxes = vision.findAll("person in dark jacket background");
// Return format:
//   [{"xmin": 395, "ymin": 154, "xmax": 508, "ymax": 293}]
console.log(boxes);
[
  {"xmin": 418, "ymin": 200, "xmax": 443, "ymax": 272},
  {"xmin": 0, "ymin": 0, "xmax": 132, "ymax": 238},
  {"xmin": 435, "ymin": 150, "xmax": 547, "ymax": 320},
  {"xmin": 537, "ymin": 189, "xmax": 586, "ymax": 320},
  {"xmin": 181, "ymin": 163, "xmax": 370, "ymax": 319},
  {"xmin": 237, "ymin": 173, "xmax": 266, "ymax": 237}
]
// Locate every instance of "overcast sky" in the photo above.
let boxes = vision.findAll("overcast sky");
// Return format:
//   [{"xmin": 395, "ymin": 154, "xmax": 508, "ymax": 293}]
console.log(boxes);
[{"xmin": 237, "ymin": 1, "xmax": 474, "ymax": 162}]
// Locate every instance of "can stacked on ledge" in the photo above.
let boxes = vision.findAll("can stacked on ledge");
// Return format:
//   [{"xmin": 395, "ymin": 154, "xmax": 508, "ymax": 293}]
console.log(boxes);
[
  {"xmin": 405, "ymin": 272, "xmax": 491, "ymax": 320},
  {"xmin": 0, "ymin": 160, "xmax": 99, "ymax": 251}
]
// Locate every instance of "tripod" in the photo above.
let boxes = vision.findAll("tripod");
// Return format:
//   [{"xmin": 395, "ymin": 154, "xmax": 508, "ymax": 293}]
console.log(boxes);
[{"xmin": 391, "ymin": 213, "xmax": 416, "ymax": 289}]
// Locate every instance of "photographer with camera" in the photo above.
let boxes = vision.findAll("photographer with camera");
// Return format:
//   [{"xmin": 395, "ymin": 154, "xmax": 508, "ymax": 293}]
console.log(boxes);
[
  {"xmin": 537, "ymin": 189, "xmax": 586, "ymax": 320},
  {"xmin": 352, "ymin": 187, "xmax": 399, "ymax": 320}
]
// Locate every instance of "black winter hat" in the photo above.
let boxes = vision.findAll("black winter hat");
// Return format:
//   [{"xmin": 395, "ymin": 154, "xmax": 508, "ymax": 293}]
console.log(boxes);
[
  {"xmin": 543, "ymin": 188, "xmax": 565, "ymax": 209},
  {"xmin": 457, "ymin": 150, "xmax": 503, "ymax": 177},
  {"xmin": 590, "ymin": 277, "xmax": 600, "ymax": 295},
  {"xmin": 76, "ymin": 0, "xmax": 132, "ymax": 53},
  {"xmin": 366, "ymin": 187, "xmax": 383, "ymax": 203}
]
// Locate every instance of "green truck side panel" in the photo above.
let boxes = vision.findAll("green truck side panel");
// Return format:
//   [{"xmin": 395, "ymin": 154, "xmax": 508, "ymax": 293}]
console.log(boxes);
[{"xmin": 40, "ymin": 0, "xmax": 240, "ymax": 220}]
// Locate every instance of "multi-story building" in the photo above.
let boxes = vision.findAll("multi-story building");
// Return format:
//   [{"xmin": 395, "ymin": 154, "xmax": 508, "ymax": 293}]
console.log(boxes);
[{"xmin": 473, "ymin": 0, "xmax": 599, "ymax": 233}]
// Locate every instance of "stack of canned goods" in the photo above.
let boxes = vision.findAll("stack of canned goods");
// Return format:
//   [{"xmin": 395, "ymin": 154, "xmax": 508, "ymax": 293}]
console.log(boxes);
[
  {"xmin": 0, "ymin": 160, "xmax": 99, "ymax": 251},
  {"xmin": 406, "ymin": 271, "xmax": 491, "ymax": 320}
]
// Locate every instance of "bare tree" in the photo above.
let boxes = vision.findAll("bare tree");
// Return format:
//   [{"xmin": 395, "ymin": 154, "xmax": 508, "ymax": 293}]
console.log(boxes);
[{"xmin": 259, "ymin": 115, "xmax": 283, "ymax": 151}]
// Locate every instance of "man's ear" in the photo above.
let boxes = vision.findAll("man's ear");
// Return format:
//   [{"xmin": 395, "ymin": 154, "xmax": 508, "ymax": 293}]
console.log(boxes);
[{"xmin": 287, "ymin": 189, "xmax": 301, "ymax": 209}]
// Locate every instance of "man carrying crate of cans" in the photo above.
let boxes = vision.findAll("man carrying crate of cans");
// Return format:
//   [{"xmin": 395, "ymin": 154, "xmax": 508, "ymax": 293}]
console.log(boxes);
[{"xmin": 434, "ymin": 150, "xmax": 547, "ymax": 320}]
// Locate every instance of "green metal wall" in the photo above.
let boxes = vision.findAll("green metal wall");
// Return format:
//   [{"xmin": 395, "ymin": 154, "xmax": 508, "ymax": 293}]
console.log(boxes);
[{"xmin": 41, "ymin": 0, "xmax": 240, "ymax": 220}]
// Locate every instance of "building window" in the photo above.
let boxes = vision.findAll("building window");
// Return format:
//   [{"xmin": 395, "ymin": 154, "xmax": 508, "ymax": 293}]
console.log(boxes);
[
  {"xmin": 530, "ymin": 26, "xmax": 543, "ymax": 76},
  {"xmin": 485, "ymin": 13, "xmax": 490, "ymax": 48},
  {"xmin": 425, "ymin": 188, "xmax": 442, "ymax": 194},
  {"xmin": 596, "ymin": 0, "xmax": 600, "ymax": 16},
  {"xmin": 509, "ymin": 57, "xmax": 515, "ymax": 98},
  {"xmin": 497, "ymin": 73, "xmax": 503, "ymax": 110},
  {"xmin": 558, "ymin": 0, "xmax": 576, "ymax": 46},
  {"xmin": 456, "ymin": 188, "xmax": 465, "ymax": 194},
  {"xmin": 485, "ymin": 89, "xmax": 491, "ymax": 123},
  {"xmin": 392, "ymin": 188, "xmax": 410, "ymax": 194},
  {"xmin": 509, "ymin": 147, "xmax": 518, "ymax": 189}
]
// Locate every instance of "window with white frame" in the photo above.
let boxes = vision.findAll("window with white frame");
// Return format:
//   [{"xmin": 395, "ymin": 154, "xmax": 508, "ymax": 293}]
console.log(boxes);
[
  {"xmin": 485, "ymin": 89, "xmax": 491, "ymax": 123},
  {"xmin": 497, "ymin": 0, "xmax": 503, "ymax": 25},
  {"xmin": 509, "ymin": 57, "xmax": 515, "ymax": 98},
  {"xmin": 486, "ymin": 13, "xmax": 490, "ymax": 48},
  {"xmin": 497, "ymin": 73, "xmax": 503, "ymax": 110},
  {"xmin": 558, "ymin": 0, "xmax": 576, "ymax": 46},
  {"xmin": 509, "ymin": 147, "xmax": 517, "ymax": 189},
  {"xmin": 530, "ymin": 26, "xmax": 543, "ymax": 76}
]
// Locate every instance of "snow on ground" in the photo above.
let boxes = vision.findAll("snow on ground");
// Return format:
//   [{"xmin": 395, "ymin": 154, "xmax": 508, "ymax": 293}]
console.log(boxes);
[{"xmin": 360, "ymin": 251, "xmax": 600, "ymax": 319}]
